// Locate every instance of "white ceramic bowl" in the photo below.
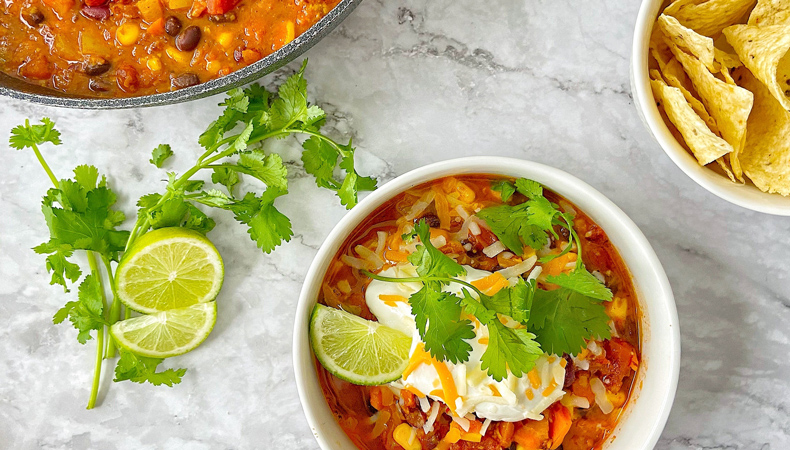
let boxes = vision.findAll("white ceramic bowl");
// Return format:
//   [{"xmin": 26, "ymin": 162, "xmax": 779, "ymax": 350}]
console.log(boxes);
[
  {"xmin": 294, "ymin": 157, "xmax": 680, "ymax": 450},
  {"xmin": 631, "ymin": 0, "xmax": 790, "ymax": 215}
]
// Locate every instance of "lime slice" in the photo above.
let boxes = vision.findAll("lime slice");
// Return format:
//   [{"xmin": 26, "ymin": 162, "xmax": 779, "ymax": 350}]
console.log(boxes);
[
  {"xmin": 116, "ymin": 227, "xmax": 224, "ymax": 314},
  {"xmin": 110, "ymin": 302, "xmax": 217, "ymax": 358},
  {"xmin": 310, "ymin": 304, "xmax": 412, "ymax": 385}
]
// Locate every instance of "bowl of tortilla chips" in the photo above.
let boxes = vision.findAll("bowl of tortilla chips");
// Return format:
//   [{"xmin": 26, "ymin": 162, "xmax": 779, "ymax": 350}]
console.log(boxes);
[{"xmin": 632, "ymin": 0, "xmax": 790, "ymax": 215}]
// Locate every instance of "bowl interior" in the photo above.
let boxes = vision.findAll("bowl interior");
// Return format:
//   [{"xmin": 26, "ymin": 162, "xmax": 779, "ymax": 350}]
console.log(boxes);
[
  {"xmin": 294, "ymin": 157, "xmax": 680, "ymax": 450},
  {"xmin": 631, "ymin": 0, "xmax": 790, "ymax": 215},
  {"xmin": 0, "ymin": 0, "xmax": 361, "ymax": 109}
]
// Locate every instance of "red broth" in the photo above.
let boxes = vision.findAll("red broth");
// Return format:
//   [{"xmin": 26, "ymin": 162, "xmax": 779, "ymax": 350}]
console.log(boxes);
[{"xmin": 316, "ymin": 175, "xmax": 641, "ymax": 450}]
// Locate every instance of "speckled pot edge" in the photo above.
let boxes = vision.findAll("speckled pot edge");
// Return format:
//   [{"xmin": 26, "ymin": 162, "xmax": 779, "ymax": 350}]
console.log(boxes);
[{"xmin": 0, "ymin": 0, "xmax": 362, "ymax": 109}]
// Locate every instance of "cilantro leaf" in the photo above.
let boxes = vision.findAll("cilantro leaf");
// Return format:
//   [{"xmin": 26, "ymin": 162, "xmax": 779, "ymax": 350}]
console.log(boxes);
[
  {"xmin": 245, "ymin": 188, "xmax": 293, "ymax": 253},
  {"xmin": 477, "ymin": 179, "xmax": 560, "ymax": 254},
  {"xmin": 183, "ymin": 204, "xmax": 216, "ymax": 235},
  {"xmin": 150, "ymin": 144, "xmax": 173, "ymax": 168},
  {"xmin": 9, "ymin": 118, "xmax": 61, "ymax": 150},
  {"xmin": 53, "ymin": 274, "xmax": 106, "ymax": 344},
  {"xmin": 33, "ymin": 240, "xmax": 81, "ymax": 291},
  {"xmin": 407, "ymin": 220, "xmax": 465, "ymax": 281},
  {"xmin": 147, "ymin": 198, "xmax": 189, "ymax": 230},
  {"xmin": 460, "ymin": 290, "xmax": 541, "ymax": 380},
  {"xmin": 212, "ymin": 167, "xmax": 240, "ymax": 196},
  {"xmin": 301, "ymin": 136, "xmax": 340, "ymax": 189},
  {"xmin": 237, "ymin": 151, "xmax": 288, "ymax": 191},
  {"xmin": 114, "ymin": 349, "xmax": 186, "ymax": 387},
  {"xmin": 491, "ymin": 180, "xmax": 516, "ymax": 202},
  {"xmin": 410, "ymin": 287, "xmax": 474, "ymax": 363},
  {"xmin": 269, "ymin": 60, "xmax": 314, "ymax": 130},
  {"xmin": 40, "ymin": 173, "xmax": 129, "ymax": 261},
  {"xmin": 515, "ymin": 178, "xmax": 543, "ymax": 199},
  {"xmin": 483, "ymin": 278, "xmax": 534, "ymax": 324},
  {"xmin": 547, "ymin": 268, "xmax": 613, "ymax": 302},
  {"xmin": 337, "ymin": 152, "xmax": 377, "ymax": 209},
  {"xmin": 482, "ymin": 321, "xmax": 541, "ymax": 380},
  {"xmin": 528, "ymin": 287, "xmax": 611, "ymax": 356}
]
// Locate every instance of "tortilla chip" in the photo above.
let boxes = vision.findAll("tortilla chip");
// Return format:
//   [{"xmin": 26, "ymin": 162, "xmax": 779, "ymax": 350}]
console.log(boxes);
[
  {"xmin": 654, "ymin": 65, "xmax": 720, "ymax": 133},
  {"xmin": 714, "ymin": 48, "xmax": 743, "ymax": 70},
  {"xmin": 723, "ymin": 24, "xmax": 790, "ymax": 112},
  {"xmin": 664, "ymin": 0, "xmax": 756, "ymax": 37},
  {"xmin": 650, "ymin": 25, "xmax": 674, "ymax": 70},
  {"xmin": 650, "ymin": 77, "xmax": 733, "ymax": 165},
  {"xmin": 657, "ymin": 14, "xmax": 717, "ymax": 71},
  {"xmin": 717, "ymin": 157, "xmax": 738, "ymax": 182},
  {"xmin": 749, "ymin": 0, "xmax": 790, "ymax": 26},
  {"xmin": 673, "ymin": 49, "xmax": 753, "ymax": 179},
  {"xmin": 738, "ymin": 70, "xmax": 790, "ymax": 195}
]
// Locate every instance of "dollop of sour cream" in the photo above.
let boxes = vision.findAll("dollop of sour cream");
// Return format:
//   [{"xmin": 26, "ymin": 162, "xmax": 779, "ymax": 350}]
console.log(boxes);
[{"xmin": 366, "ymin": 264, "xmax": 566, "ymax": 421}]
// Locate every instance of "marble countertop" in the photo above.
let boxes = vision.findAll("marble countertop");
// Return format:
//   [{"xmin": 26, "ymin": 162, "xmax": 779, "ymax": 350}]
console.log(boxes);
[{"xmin": 1, "ymin": 0, "xmax": 788, "ymax": 448}]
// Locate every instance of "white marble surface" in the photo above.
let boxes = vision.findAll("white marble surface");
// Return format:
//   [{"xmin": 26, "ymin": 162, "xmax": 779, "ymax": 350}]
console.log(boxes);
[{"xmin": 1, "ymin": 0, "xmax": 788, "ymax": 448}]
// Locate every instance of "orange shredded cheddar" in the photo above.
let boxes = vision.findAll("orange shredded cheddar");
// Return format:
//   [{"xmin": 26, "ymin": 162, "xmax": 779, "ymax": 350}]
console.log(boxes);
[
  {"xmin": 525, "ymin": 389, "xmax": 534, "ymax": 400},
  {"xmin": 478, "ymin": 337, "xmax": 489, "ymax": 345},
  {"xmin": 528, "ymin": 369, "xmax": 541, "ymax": 389},
  {"xmin": 489, "ymin": 384, "xmax": 502, "ymax": 397},
  {"xmin": 379, "ymin": 294, "xmax": 408, "ymax": 307},
  {"xmin": 542, "ymin": 381, "xmax": 557, "ymax": 397},
  {"xmin": 471, "ymin": 272, "xmax": 509, "ymax": 295}
]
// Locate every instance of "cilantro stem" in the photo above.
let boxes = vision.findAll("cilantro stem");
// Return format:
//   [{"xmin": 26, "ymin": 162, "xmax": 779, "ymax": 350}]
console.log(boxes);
[
  {"xmin": 31, "ymin": 142, "xmax": 59, "ymax": 187},
  {"xmin": 86, "ymin": 253, "xmax": 105, "ymax": 410},
  {"xmin": 102, "ymin": 257, "xmax": 121, "ymax": 359},
  {"xmin": 362, "ymin": 271, "xmax": 488, "ymax": 300}
]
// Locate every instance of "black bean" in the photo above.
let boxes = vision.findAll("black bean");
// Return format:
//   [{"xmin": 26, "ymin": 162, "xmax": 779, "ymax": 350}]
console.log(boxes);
[
  {"xmin": 22, "ymin": 8, "xmax": 45, "ymax": 26},
  {"xmin": 83, "ymin": 57, "xmax": 111, "ymax": 76},
  {"xmin": 171, "ymin": 73, "xmax": 200, "ymax": 89},
  {"xmin": 563, "ymin": 354, "xmax": 576, "ymax": 388},
  {"xmin": 164, "ymin": 16, "xmax": 182, "ymax": 36},
  {"xmin": 233, "ymin": 46, "xmax": 244, "ymax": 62},
  {"xmin": 175, "ymin": 26, "xmax": 201, "ymax": 52},
  {"xmin": 80, "ymin": 5, "xmax": 110, "ymax": 21},
  {"xmin": 88, "ymin": 79, "xmax": 110, "ymax": 92},
  {"xmin": 208, "ymin": 12, "xmax": 236, "ymax": 23},
  {"xmin": 416, "ymin": 213, "xmax": 440, "ymax": 228}
]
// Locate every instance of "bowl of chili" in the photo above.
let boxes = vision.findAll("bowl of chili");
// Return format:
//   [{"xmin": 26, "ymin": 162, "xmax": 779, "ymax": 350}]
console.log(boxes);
[
  {"xmin": 0, "ymin": 0, "xmax": 360, "ymax": 109},
  {"xmin": 294, "ymin": 157, "xmax": 680, "ymax": 450}
]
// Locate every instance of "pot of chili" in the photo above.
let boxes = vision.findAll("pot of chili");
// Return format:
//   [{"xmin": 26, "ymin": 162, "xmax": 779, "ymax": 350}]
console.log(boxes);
[{"xmin": 0, "ymin": 0, "xmax": 361, "ymax": 108}]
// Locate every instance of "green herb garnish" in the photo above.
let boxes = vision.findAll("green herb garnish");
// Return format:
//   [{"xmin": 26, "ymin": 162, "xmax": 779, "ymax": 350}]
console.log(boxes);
[
  {"xmin": 365, "ymin": 178, "xmax": 614, "ymax": 380},
  {"xmin": 9, "ymin": 61, "xmax": 375, "ymax": 408}
]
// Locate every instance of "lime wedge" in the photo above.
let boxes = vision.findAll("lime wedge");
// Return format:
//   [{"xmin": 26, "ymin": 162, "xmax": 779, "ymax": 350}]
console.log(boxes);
[
  {"xmin": 110, "ymin": 302, "xmax": 217, "ymax": 358},
  {"xmin": 116, "ymin": 227, "xmax": 224, "ymax": 314},
  {"xmin": 310, "ymin": 304, "xmax": 412, "ymax": 385}
]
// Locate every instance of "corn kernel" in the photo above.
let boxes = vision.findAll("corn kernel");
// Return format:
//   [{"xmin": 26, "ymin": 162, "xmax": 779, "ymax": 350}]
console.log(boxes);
[
  {"xmin": 456, "ymin": 181, "xmax": 476, "ymax": 203},
  {"xmin": 606, "ymin": 296, "xmax": 628, "ymax": 320},
  {"xmin": 206, "ymin": 60, "xmax": 221, "ymax": 74},
  {"xmin": 393, "ymin": 424, "xmax": 420, "ymax": 450},
  {"xmin": 116, "ymin": 23, "xmax": 140, "ymax": 46},
  {"xmin": 217, "ymin": 31, "xmax": 234, "ymax": 48},
  {"xmin": 165, "ymin": 46, "xmax": 191, "ymax": 64},
  {"xmin": 146, "ymin": 56, "xmax": 162, "ymax": 72},
  {"xmin": 285, "ymin": 21, "xmax": 295, "ymax": 44}
]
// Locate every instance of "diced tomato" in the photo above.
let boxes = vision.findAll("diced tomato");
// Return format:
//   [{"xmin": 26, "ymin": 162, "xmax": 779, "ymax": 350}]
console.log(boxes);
[
  {"xmin": 512, "ymin": 419, "xmax": 549, "ymax": 449},
  {"xmin": 589, "ymin": 338, "xmax": 636, "ymax": 392},
  {"xmin": 83, "ymin": 0, "xmax": 106, "ymax": 6},
  {"xmin": 207, "ymin": 0, "xmax": 239, "ymax": 15},
  {"xmin": 547, "ymin": 403, "xmax": 572, "ymax": 449},
  {"xmin": 19, "ymin": 54, "xmax": 53, "ymax": 80}
]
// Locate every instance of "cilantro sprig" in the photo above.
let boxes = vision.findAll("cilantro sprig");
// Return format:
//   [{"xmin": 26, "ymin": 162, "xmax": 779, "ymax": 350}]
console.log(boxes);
[
  {"xmin": 478, "ymin": 178, "xmax": 614, "ymax": 355},
  {"xmin": 365, "ymin": 220, "xmax": 542, "ymax": 381},
  {"xmin": 9, "ymin": 61, "xmax": 375, "ymax": 409},
  {"xmin": 364, "ymin": 178, "xmax": 616, "ymax": 382}
]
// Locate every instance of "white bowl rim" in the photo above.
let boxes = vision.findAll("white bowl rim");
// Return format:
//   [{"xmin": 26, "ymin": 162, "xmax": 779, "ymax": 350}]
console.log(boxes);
[
  {"xmin": 294, "ymin": 156, "xmax": 680, "ymax": 450},
  {"xmin": 630, "ymin": 0, "xmax": 790, "ymax": 216}
]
